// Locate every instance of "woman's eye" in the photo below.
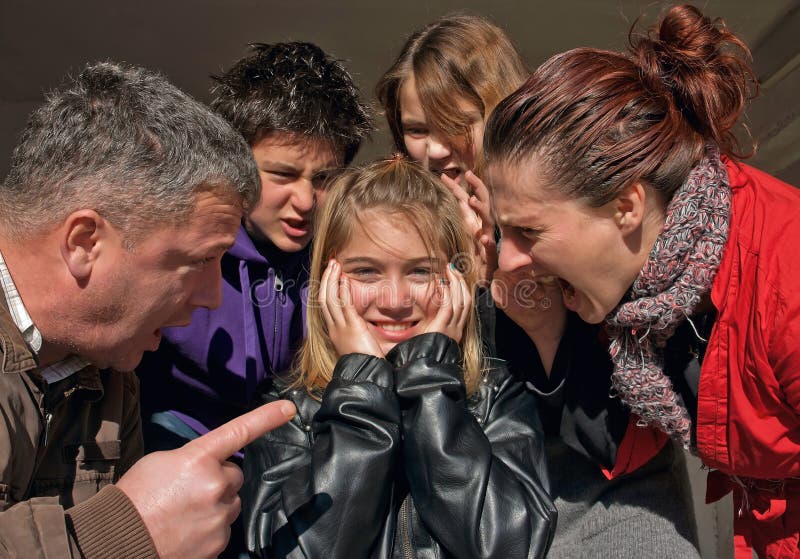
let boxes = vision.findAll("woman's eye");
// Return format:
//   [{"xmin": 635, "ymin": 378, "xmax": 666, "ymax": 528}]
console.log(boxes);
[
  {"xmin": 520, "ymin": 227, "xmax": 542, "ymax": 239},
  {"xmin": 403, "ymin": 127, "xmax": 428, "ymax": 138}
]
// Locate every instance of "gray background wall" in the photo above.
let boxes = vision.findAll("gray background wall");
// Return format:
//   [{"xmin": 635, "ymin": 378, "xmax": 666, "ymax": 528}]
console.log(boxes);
[
  {"xmin": 1, "ymin": 1, "xmax": 799, "ymax": 182},
  {"xmin": 1, "ymin": 2, "xmax": 798, "ymax": 557}
]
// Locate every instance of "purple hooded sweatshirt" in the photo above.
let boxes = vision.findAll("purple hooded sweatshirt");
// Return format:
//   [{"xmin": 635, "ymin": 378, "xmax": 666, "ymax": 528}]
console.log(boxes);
[{"xmin": 138, "ymin": 225, "xmax": 309, "ymax": 437}]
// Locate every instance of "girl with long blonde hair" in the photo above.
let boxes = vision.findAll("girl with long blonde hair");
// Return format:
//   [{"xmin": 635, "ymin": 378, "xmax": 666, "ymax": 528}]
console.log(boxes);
[{"xmin": 241, "ymin": 157, "xmax": 555, "ymax": 558}]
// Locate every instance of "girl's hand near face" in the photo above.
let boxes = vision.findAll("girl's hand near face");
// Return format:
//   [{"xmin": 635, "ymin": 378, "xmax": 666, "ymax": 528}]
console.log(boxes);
[
  {"xmin": 441, "ymin": 171, "xmax": 498, "ymax": 287},
  {"xmin": 424, "ymin": 264, "xmax": 471, "ymax": 343},
  {"xmin": 320, "ymin": 259, "xmax": 385, "ymax": 358}
]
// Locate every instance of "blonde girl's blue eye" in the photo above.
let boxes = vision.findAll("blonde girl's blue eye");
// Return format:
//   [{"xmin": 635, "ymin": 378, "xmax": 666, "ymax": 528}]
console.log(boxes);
[{"xmin": 407, "ymin": 267, "xmax": 436, "ymax": 284}]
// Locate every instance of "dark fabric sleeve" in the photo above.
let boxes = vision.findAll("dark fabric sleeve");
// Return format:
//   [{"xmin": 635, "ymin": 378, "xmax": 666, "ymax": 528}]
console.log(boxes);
[
  {"xmin": 391, "ymin": 333, "xmax": 556, "ymax": 559},
  {"xmin": 243, "ymin": 354, "xmax": 401, "ymax": 559}
]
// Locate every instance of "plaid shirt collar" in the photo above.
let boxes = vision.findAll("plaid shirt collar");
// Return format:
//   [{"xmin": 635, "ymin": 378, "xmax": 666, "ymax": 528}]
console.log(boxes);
[{"xmin": 0, "ymin": 248, "xmax": 88, "ymax": 383}]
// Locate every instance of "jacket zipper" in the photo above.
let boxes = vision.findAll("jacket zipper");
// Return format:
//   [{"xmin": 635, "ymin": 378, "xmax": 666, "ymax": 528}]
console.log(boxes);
[
  {"xmin": 399, "ymin": 495, "xmax": 414, "ymax": 559},
  {"xmin": 273, "ymin": 269, "xmax": 284, "ymax": 364},
  {"xmin": 42, "ymin": 412, "xmax": 53, "ymax": 447},
  {"xmin": 27, "ymin": 380, "xmax": 80, "ymax": 499},
  {"xmin": 24, "ymin": 408, "xmax": 54, "ymax": 498}
]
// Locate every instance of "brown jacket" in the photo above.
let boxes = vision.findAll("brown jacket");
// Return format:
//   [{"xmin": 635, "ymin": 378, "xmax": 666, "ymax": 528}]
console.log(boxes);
[{"xmin": 0, "ymin": 303, "xmax": 157, "ymax": 557}]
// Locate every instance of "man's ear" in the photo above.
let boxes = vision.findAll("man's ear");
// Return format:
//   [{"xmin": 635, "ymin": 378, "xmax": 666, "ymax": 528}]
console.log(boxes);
[
  {"xmin": 613, "ymin": 181, "xmax": 647, "ymax": 235},
  {"xmin": 59, "ymin": 210, "xmax": 109, "ymax": 281}
]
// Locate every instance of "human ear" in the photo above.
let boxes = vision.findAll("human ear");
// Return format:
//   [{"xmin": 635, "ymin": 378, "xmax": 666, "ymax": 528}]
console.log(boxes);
[
  {"xmin": 59, "ymin": 210, "xmax": 107, "ymax": 282},
  {"xmin": 613, "ymin": 181, "xmax": 647, "ymax": 234}
]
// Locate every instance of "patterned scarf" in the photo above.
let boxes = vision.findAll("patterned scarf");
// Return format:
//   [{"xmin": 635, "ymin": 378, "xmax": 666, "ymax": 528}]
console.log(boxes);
[{"xmin": 605, "ymin": 149, "xmax": 731, "ymax": 448}]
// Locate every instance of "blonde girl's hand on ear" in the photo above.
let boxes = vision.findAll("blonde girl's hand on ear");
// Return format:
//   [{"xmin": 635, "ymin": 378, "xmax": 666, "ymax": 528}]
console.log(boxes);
[
  {"xmin": 319, "ymin": 259, "xmax": 385, "ymax": 358},
  {"xmin": 425, "ymin": 264, "xmax": 471, "ymax": 343},
  {"xmin": 441, "ymin": 171, "xmax": 498, "ymax": 287}
]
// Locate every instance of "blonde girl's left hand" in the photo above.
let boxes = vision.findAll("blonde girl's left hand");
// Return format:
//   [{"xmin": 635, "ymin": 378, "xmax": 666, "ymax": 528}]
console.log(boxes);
[
  {"xmin": 440, "ymin": 171, "xmax": 498, "ymax": 287},
  {"xmin": 424, "ymin": 264, "xmax": 471, "ymax": 343}
]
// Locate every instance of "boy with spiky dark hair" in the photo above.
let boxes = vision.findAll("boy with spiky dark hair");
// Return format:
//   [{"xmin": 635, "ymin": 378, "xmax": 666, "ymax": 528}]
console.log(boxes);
[{"xmin": 137, "ymin": 43, "xmax": 370, "ymax": 555}]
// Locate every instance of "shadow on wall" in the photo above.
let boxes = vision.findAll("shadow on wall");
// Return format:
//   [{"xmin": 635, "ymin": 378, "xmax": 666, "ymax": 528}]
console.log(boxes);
[{"xmin": 685, "ymin": 450, "xmax": 734, "ymax": 559}]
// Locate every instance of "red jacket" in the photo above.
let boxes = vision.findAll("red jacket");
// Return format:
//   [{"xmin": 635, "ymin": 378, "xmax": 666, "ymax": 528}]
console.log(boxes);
[
  {"xmin": 608, "ymin": 159, "xmax": 800, "ymax": 558},
  {"xmin": 698, "ymin": 159, "xmax": 800, "ymax": 478},
  {"xmin": 702, "ymin": 159, "xmax": 800, "ymax": 558}
]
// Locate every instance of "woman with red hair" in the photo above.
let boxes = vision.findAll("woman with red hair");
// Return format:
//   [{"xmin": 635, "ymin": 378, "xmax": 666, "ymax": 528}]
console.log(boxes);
[{"xmin": 485, "ymin": 5, "xmax": 800, "ymax": 557}]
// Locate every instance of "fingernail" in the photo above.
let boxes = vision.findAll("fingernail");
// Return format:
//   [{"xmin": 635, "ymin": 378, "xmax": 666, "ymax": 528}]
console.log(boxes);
[
  {"xmin": 449, "ymin": 262, "xmax": 455, "ymax": 270},
  {"xmin": 280, "ymin": 401, "xmax": 296, "ymax": 418}
]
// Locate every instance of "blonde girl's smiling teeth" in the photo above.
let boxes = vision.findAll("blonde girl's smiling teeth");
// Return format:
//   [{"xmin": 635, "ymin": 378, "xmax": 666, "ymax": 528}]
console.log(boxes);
[{"xmin": 372, "ymin": 321, "xmax": 419, "ymax": 332}]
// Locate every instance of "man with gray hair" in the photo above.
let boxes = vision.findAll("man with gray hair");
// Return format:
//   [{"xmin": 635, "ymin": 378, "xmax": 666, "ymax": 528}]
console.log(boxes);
[{"xmin": 0, "ymin": 62, "xmax": 295, "ymax": 558}]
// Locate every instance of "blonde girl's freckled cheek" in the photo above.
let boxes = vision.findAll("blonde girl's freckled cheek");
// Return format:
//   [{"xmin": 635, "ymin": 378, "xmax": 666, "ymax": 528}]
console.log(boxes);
[{"xmin": 349, "ymin": 282, "xmax": 372, "ymax": 310}]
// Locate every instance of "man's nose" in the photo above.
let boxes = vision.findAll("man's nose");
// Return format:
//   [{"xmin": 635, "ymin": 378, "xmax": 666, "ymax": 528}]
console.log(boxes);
[{"xmin": 192, "ymin": 260, "xmax": 224, "ymax": 310}]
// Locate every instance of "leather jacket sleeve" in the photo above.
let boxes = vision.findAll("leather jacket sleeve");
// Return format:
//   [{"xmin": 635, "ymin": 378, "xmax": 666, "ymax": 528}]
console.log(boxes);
[
  {"xmin": 243, "ymin": 353, "xmax": 401, "ymax": 558},
  {"xmin": 390, "ymin": 333, "xmax": 556, "ymax": 559}
]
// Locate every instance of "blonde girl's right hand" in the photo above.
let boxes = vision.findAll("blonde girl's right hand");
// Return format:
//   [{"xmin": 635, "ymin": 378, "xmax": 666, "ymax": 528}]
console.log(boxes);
[
  {"xmin": 319, "ymin": 259, "xmax": 385, "ymax": 358},
  {"xmin": 424, "ymin": 264, "xmax": 471, "ymax": 343}
]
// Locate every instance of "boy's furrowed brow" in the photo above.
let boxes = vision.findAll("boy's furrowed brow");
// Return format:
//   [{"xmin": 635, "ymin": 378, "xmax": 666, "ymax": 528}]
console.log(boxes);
[{"xmin": 260, "ymin": 159, "xmax": 301, "ymax": 172}]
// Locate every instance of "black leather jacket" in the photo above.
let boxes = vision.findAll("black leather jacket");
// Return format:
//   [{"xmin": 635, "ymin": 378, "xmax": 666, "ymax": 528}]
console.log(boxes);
[{"xmin": 242, "ymin": 333, "xmax": 556, "ymax": 558}]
